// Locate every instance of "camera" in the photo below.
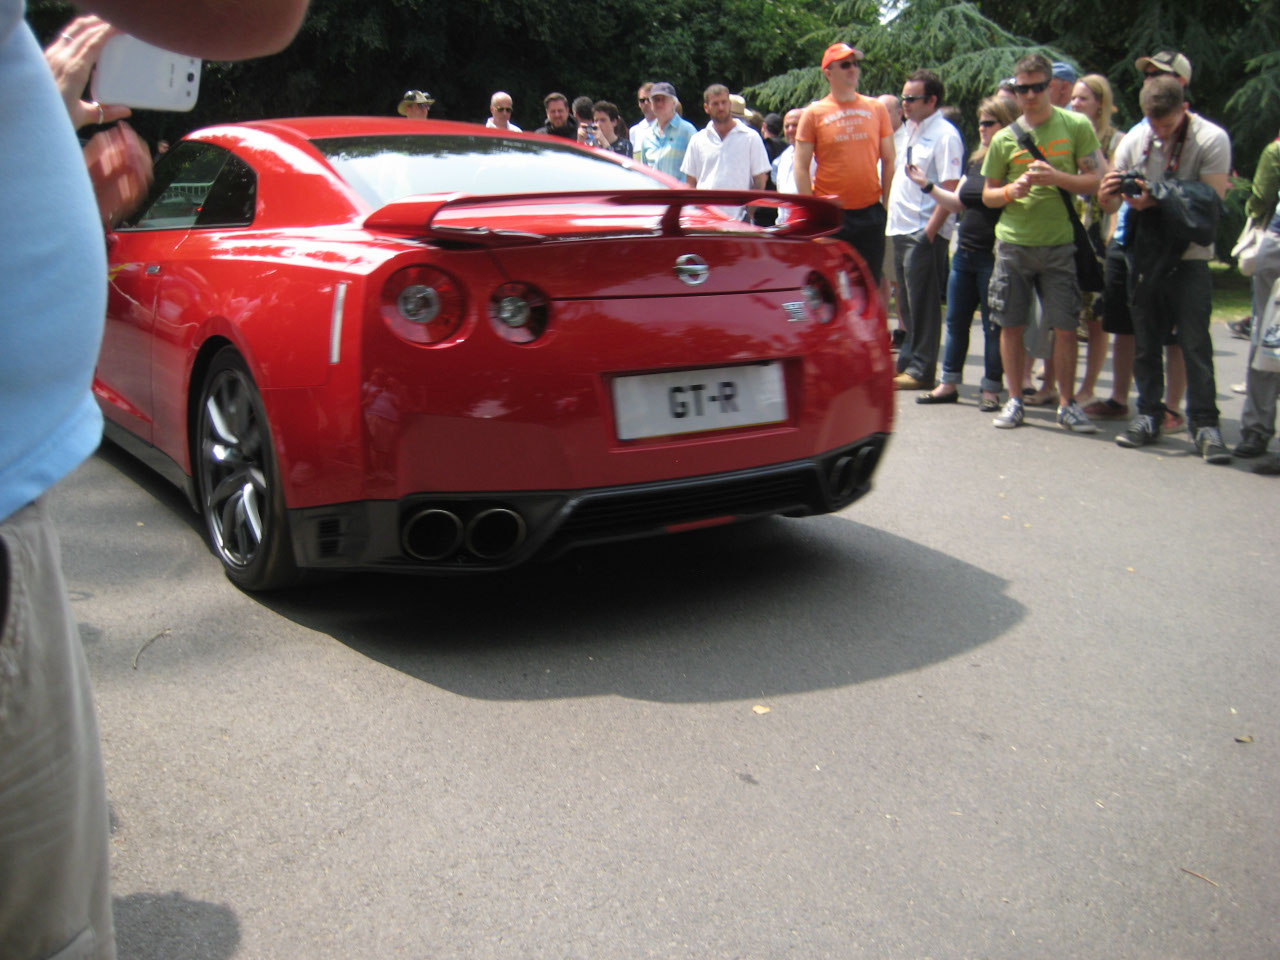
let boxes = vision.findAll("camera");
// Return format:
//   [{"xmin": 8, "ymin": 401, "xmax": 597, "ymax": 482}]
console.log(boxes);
[{"xmin": 1117, "ymin": 172, "xmax": 1146, "ymax": 197}]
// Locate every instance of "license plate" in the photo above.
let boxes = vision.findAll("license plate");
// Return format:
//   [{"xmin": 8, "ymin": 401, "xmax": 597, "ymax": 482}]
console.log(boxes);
[{"xmin": 612, "ymin": 362, "xmax": 787, "ymax": 440}]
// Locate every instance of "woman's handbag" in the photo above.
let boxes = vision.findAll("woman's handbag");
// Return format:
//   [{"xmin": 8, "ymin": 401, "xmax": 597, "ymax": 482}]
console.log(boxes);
[
  {"xmin": 1232, "ymin": 220, "xmax": 1264, "ymax": 277},
  {"xmin": 1253, "ymin": 274, "xmax": 1280, "ymax": 373}
]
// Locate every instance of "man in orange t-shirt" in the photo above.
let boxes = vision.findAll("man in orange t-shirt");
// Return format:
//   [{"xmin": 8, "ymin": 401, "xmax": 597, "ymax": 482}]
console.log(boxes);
[{"xmin": 795, "ymin": 42, "xmax": 896, "ymax": 283}]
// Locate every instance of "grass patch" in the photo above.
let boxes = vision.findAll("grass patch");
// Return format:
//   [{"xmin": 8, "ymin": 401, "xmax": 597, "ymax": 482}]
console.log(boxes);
[{"xmin": 1210, "ymin": 260, "xmax": 1252, "ymax": 324}]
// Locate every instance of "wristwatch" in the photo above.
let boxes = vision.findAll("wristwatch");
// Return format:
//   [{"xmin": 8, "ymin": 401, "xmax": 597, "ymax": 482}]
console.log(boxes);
[{"xmin": 922, "ymin": 182, "xmax": 935, "ymax": 194}]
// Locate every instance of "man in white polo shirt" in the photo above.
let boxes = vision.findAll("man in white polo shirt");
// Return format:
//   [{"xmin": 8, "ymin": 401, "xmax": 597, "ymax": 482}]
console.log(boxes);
[
  {"xmin": 681, "ymin": 83, "xmax": 771, "ymax": 218},
  {"xmin": 885, "ymin": 68, "xmax": 964, "ymax": 389}
]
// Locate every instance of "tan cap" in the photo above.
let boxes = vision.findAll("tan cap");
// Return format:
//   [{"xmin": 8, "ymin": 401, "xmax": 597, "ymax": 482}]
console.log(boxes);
[{"xmin": 1135, "ymin": 51, "xmax": 1192, "ymax": 82}]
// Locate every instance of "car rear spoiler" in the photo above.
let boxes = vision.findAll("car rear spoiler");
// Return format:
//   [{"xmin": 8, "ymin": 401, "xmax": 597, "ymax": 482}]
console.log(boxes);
[{"xmin": 362, "ymin": 189, "xmax": 843, "ymax": 246}]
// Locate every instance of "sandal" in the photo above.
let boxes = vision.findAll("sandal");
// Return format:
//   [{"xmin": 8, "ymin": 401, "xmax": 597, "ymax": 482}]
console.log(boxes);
[
  {"xmin": 978, "ymin": 393, "xmax": 1002, "ymax": 413},
  {"xmin": 1162, "ymin": 410, "xmax": 1186, "ymax": 432}
]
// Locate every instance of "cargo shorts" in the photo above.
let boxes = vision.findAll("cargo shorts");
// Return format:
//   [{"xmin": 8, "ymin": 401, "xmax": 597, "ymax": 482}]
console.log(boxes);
[
  {"xmin": 988, "ymin": 240, "xmax": 1081, "ymax": 332},
  {"xmin": 0, "ymin": 498, "xmax": 115, "ymax": 960}
]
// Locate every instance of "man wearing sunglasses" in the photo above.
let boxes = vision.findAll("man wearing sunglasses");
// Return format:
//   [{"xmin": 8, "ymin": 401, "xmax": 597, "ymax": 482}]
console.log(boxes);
[
  {"xmin": 886, "ymin": 68, "xmax": 964, "ymax": 390},
  {"xmin": 630, "ymin": 82, "xmax": 656, "ymax": 149},
  {"xmin": 982, "ymin": 53, "xmax": 1103, "ymax": 433},
  {"xmin": 634, "ymin": 81, "xmax": 697, "ymax": 178},
  {"xmin": 486, "ymin": 91, "xmax": 521, "ymax": 132},
  {"xmin": 794, "ymin": 42, "xmax": 896, "ymax": 285}
]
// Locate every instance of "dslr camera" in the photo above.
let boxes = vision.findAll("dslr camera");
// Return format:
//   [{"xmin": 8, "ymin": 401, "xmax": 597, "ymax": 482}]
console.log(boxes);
[{"xmin": 1116, "ymin": 172, "xmax": 1147, "ymax": 197}]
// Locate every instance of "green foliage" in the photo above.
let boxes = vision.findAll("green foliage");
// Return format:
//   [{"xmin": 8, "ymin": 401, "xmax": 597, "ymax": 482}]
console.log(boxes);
[
  {"xmin": 26, "ymin": 0, "xmax": 836, "ymax": 147},
  {"xmin": 967, "ymin": 0, "xmax": 1279, "ymax": 175},
  {"xmin": 747, "ymin": 0, "xmax": 1062, "ymax": 150},
  {"xmin": 747, "ymin": 0, "xmax": 1279, "ymax": 180}
]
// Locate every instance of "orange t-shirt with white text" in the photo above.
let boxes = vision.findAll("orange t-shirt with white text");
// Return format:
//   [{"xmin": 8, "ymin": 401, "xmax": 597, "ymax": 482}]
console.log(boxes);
[{"xmin": 796, "ymin": 94, "xmax": 893, "ymax": 210}]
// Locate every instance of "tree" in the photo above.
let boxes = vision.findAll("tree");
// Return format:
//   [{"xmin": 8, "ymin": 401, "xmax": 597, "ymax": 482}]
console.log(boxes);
[
  {"xmin": 26, "ymin": 0, "xmax": 837, "ymax": 145},
  {"xmin": 745, "ymin": 0, "xmax": 1062, "ymax": 154},
  {"xmin": 972, "ymin": 0, "xmax": 1279, "ymax": 172}
]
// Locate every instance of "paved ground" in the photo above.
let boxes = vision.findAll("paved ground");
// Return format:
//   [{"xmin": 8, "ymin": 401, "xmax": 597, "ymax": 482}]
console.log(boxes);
[{"xmin": 54, "ymin": 323, "xmax": 1277, "ymax": 959}]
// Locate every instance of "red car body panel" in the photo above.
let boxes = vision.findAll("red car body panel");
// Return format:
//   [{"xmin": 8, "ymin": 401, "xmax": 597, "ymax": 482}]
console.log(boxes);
[{"xmin": 96, "ymin": 117, "xmax": 893, "ymax": 577}]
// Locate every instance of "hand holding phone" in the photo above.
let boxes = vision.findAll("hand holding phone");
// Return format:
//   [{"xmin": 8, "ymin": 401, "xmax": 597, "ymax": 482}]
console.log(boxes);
[{"xmin": 91, "ymin": 34, "xmax": 201, "ymax": 112}]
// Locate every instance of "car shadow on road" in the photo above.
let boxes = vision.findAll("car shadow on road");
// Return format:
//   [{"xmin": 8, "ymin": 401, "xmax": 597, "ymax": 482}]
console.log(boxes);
[
  {"xmin": 113, "ymin": 890, "xmax": 240, "ymax": 960},
  {"xmin": 262, "ymin": 516, "xmax": 1025, "ymax": 704}
]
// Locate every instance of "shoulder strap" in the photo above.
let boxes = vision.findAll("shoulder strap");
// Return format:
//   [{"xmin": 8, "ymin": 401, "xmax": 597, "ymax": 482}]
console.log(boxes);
[{"xmin": 1013, "ymin": 114, "xmax": 1085, "ymax": 228}]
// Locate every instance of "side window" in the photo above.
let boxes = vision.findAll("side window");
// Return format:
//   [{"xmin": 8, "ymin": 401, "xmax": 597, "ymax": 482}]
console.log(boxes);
[
  {"xmin": 194, "ymin": 155, "xmax": 256, "ymax": 228},
  {"xmin": 122, "ymin": 141, "xmax": 230, "ymax": 230}
]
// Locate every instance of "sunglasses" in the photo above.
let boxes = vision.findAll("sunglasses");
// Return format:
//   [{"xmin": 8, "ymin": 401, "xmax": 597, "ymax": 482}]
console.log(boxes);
[
  {"xmin": 638, "ymin": 97, "xmax": 650, "ymax": 103},
  {"xmin": 978, "ymin": 119, "xmax": 998, "ymax": 127},
  {"xmin": 834, "ymin": 59, "xmax": 859, "ymax": 70},
  {"xmin": 1142, "ymin": 70, "xmax": 1167, "ymax": 79},
  {"xmin": 1013, "ymin": 80, "xmax": 1050, "ymax": 95},
  {"xmin": 493, "ymin": 106, "xmax": 512, "ymax": 112},
  {"xmin": 901, "ymin": 94, "xmax": 926, "ymax": 103}
]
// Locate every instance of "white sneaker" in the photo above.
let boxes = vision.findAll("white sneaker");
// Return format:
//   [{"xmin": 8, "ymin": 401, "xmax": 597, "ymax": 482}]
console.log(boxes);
[
  {"xmin": 1057, "ymin": 400, "xmax": 1099, "ymax": 433},
  {"xmin": 993, "ymin": 397, "xmax": 1024, "ymax": 429}
]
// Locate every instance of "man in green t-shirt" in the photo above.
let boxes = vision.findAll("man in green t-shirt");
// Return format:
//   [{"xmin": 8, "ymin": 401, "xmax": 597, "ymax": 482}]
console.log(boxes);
[{"xmin": 981, "ymin": 53, "xmax": 1102, "ymax": 431}]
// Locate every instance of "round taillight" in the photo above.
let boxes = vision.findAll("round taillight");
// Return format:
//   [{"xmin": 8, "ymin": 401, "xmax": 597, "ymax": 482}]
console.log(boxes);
[
  {"xmin": 381, "ymin": 266, "xmax": 465, "ymax": 344},
  {"xmin": 802, "ymin": 271, "xmax": 837, "ymax": 324},
  {"xmin": 489, "ymin": 282, "xmax": 549, "ymax": 343}
]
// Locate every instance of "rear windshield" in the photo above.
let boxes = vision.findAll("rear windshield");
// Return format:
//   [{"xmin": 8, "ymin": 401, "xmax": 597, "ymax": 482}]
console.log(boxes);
[{"xmin": 312, "ymin": 134, "xmax": 662, "ymax": 208}]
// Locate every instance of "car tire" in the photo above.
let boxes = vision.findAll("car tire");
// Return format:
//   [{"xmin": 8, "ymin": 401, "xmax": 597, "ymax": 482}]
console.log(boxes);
[{"xmin": 196, "ymin": 348, "xmax": 300, "ymax": 591}]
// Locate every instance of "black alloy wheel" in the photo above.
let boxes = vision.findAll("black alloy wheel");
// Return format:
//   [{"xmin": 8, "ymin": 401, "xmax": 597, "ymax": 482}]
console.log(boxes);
[{"xmin": 196, "ymin": 348, "xmax": 300, "ymax": 590}]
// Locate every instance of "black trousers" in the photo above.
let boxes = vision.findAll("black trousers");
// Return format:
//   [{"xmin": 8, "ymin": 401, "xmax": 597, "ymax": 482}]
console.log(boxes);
[{"xmin": 837, "ymin": 202, "xmax": 887, "ymax": 286}]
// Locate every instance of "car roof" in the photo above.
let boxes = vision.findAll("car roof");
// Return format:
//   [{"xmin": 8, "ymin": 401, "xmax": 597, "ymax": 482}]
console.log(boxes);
[{"xmin": 236, "ymin": 116, "xmax": 550, "ymax": 143}]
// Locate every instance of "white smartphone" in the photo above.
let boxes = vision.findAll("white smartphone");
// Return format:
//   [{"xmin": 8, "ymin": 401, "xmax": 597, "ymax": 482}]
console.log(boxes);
[{"xmin": 91, "ymin": 34, "xmax": 201, "ymax": 112}]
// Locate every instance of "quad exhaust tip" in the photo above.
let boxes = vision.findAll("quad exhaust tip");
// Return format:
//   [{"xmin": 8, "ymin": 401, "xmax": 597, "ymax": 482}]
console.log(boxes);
[{"xmin": 402, "ymin": 505, "xmax": 527, "ymax": 562}]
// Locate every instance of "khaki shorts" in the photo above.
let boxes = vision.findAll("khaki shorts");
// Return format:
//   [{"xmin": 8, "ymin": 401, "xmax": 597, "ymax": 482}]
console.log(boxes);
[
  {"xmin": 0, "ymin": 498, "xmax": 115, "ymax": 960},
  {"xmin": 988, "ymin": 240, "xmax": 1081, "ymax": 333}
]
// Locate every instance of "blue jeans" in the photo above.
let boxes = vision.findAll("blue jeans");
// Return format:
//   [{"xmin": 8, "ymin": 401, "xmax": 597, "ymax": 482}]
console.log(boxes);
[{"xmin": 940, "ymin": 246, "xmax": 1003, "ymax": 393}]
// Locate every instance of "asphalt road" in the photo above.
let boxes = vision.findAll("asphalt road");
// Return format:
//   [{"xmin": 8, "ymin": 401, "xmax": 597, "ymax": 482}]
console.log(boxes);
[{"xmin": 54, "ymin": 323, "xmax": 1277, "ymax": 960}]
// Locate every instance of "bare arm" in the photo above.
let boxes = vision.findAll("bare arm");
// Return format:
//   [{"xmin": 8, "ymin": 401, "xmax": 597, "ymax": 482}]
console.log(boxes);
[
  {"xmin": 794, "ymin": 141, "xmax": 815, "ymax": 195},
  {"xmin": 751, "ymin": 172, "xmax": 767, "ymax": 190},
  {"xmin": 922, "ymin": 178, "xmax": 960, "ymax": 240},
  {"xmin": 879, "ymin": 135, "xmax": 895, "ymax": 205},
  {"xmin": 983, "ymin": 175, "xmax": 1030, "ymax": 208},
  {"xmin": 685, "ymin": 175, "xmax": 698, "ymax": 188},
  {"xmin": 1202, "ymin": 171, "xmax": 1230, "ymax": 201},
  {"xmin": 86, "ymin": 0, "xmax": 309, "ymax": 60}
]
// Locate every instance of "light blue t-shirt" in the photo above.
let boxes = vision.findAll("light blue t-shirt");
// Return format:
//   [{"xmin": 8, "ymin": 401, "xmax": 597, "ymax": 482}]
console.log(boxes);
[
  {"xmin": 635, "ymin": 114, "xmax": 697, "ymax": 179},
  {"xmin": 1, "ymin": 1, "xmax": 107, "ymax": 522}
]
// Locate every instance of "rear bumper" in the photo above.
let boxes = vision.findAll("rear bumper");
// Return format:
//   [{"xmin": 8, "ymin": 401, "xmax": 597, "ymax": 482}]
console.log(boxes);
[{"xmin": 286, "ymin": 433, "xmax": 888, "ymax": 573}]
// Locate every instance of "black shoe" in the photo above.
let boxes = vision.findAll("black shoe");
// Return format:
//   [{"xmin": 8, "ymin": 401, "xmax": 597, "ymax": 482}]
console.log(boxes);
[
  {"xmin": 1115, "ymin": 414, "xmax": 1160, "ymax": 448},
  {"xmin": 916, "ymin": 390, "xmax": 959, "ymax": 404},
  {"xmin": 1228, "ymin": 317, "xmax": 1252, "ymax": 340},
  {"xmin": 1195, "ymin": 426, "xmax": 1232, "ymax": 464},
  {"xmin": 1234, "ymin": 431, "xmax": 1269, "ymax": 458},
  {"xmin": 890, "ymin": 328, "xmax": 906, "ymax": 350}
]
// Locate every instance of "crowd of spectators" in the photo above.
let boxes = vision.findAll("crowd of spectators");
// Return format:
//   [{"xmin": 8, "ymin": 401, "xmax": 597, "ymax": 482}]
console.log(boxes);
[{"xmin": 397, "ymin": 42, "xmax": 1265, "ymax": 470}]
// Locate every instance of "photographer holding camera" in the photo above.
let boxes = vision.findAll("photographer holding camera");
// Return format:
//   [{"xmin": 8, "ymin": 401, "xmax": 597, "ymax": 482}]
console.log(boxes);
[{"xmin": 1100, "ymin": 74, "xmax": 1231, "ymax": 459}]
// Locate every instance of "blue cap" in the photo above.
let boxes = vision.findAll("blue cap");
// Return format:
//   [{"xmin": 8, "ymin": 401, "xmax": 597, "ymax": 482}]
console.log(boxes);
[{"xmin": 1051, "ymin": 62, "xmax": 1077, "ymax": 83}]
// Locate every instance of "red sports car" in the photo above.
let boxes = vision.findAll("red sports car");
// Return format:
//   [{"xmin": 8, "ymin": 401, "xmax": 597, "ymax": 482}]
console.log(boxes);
[{"xmin": 98, "ymin": 117, "xmax": 893, "ymax": 590}]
